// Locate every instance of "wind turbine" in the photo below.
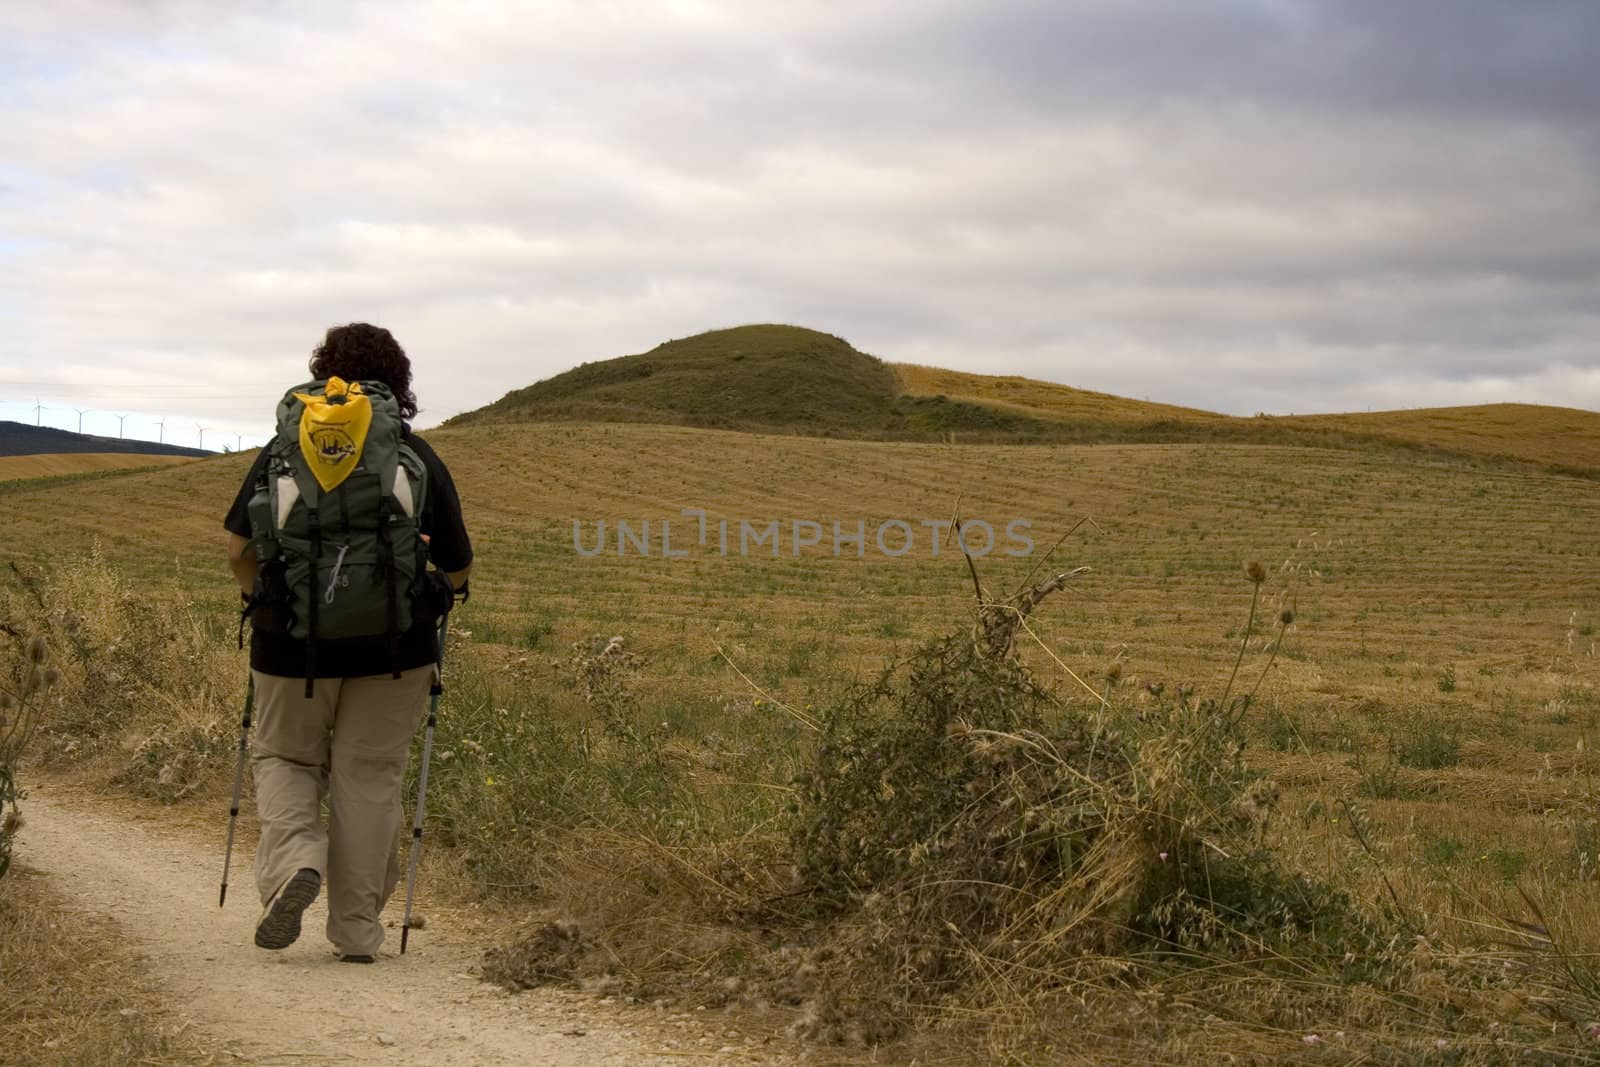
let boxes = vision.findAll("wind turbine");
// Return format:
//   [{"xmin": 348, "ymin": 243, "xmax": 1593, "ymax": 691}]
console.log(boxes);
[
  {"xmin": 196, "ymin": 424, "xmax": 208, "ymax": 450},
  {"xmin": 74, "ymin": 408, "xmax": 90, "ymax": 434},
  {"xmin": 116, "ymin": 413, "xmax": 129, "ymax": 439},
  {"xmin": 235, "ymin": 432, "xmax": 243, "ymax": 452},
  {"xmin": 155, "ymin": 417, "xmax": 167, "ymax": 444},
  {"xmin": 32, "ymin": 399, "xmax": 44, "ymax": 426}
]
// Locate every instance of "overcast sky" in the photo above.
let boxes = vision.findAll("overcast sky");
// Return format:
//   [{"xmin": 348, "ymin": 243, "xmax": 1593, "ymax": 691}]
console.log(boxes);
[{"xmin": 2, "ymin": 1, "xmax": 1597, "ymax": 448}]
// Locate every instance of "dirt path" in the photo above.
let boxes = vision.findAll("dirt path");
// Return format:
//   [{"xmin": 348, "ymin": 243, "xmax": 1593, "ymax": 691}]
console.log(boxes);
[{"xmin": 20, "ymin": 790, "xmax": 780, "ymax": 1065}]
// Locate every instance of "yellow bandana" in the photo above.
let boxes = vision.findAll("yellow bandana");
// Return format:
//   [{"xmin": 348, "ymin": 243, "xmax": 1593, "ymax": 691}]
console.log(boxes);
[{"xmin": 294, "ymin": 377, "xmax": 372, "ymax": 492}]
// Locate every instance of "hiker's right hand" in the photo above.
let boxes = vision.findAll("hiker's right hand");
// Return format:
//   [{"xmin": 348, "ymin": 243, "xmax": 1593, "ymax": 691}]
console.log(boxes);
[{"xmin": 422, "ymin": 569, "xmax": 457, "ymax": 618}]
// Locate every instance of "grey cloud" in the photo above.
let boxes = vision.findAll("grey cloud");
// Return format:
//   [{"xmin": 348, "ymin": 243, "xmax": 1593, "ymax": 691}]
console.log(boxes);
[
  {"xmin": 0, "ymin": 1, "xmax": 1597, "ymax": 436},
  {"xmin": 832, "ymin": 1, "xmax": 1600, "ymax": 124}
]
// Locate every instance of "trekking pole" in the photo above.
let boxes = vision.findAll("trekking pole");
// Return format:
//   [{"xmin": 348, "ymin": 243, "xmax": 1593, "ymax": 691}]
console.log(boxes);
[
  {"xmin": 400, "ymin": 618, "xmax": 447, "ymax": 954},
  {"xmin": 219, "ymin": 673, "xmax": 255, "ymax": 907}
]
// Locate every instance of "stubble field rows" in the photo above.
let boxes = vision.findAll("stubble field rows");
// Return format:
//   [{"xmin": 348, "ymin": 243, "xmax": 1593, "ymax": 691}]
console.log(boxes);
[{"xmin": 7, "ymin": 419, "xmax": 1600, "ymax": 1059}]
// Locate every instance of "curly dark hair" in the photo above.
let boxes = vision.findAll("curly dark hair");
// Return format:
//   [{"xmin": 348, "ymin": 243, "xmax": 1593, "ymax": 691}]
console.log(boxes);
[{"xmin": 308, "ymin": 323, "xmax": 418, "ymax": 420}]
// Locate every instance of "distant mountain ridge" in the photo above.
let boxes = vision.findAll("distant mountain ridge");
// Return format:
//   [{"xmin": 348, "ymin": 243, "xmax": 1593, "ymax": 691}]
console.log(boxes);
[
  {"xmin": 0, "ymin": 420, "xmax": 212, "ymax": 459},
  {"xmin": 449, "ymin": 324, "xmax": 1600, "ymax": 476}
]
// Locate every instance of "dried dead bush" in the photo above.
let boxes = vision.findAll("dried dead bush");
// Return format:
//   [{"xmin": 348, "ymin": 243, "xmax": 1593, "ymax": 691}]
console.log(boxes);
[
  {"xmin": 7, "ymin": 548, "xmax": 239, "ymax": 801},
  {"xmin": 0, "ymin": 591, "xmax": 62, "ymax": 878}
]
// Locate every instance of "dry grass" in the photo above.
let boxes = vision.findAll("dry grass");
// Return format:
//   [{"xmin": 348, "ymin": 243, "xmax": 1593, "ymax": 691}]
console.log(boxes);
[
  {"xmin": 895, "ymin": 362, "xmax": 1600, "ymax": 474},
  {"xmin": 894, "ymin": 363, "xmax": 1228, "ymax": 425},
  {"xmin": 1278, "ymin": 402, "xmax": 1600, "ymax": 475},
  {"xmin": 4, "ymin": 548, "xmax": 242, "ymax": 805},
  {"xmin": 0, "ymin": 867, "xmax": 211, "ymax": 1066},
  {"xmin": 4, "ymin": 418, "xmax": 1600, "ymax": 1061},
  {"xmin": 0, "ymin": 453, "xmax": 194, "ymax": 482}
]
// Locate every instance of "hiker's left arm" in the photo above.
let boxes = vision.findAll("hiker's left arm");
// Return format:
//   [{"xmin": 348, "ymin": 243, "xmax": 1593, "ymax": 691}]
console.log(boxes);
[
  {"xmin": 418, "ymin": 440, "xmax": 473, "ymax": 594},
  {"xmin": 222, "ymin": 449, "xmax": 269, "ymax": 597},
  {"xmin": 227, "ymin": 532, "xmax": 258, "ymax": 596}
]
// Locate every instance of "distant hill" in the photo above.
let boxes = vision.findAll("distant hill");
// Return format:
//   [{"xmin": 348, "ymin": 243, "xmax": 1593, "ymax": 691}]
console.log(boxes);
[
  {"xmin": 452, "ymin": 325, "xmax": 1050, "ymax": 438},
  {"xmin": 893, "ymin": 365, "xmax": 1600, "ymax": 475},
  {"xmin": 0, "ymin": 421, "xmax": 211, "ymax": 459},
  {"xmin": 449, "ymin": 324, "xmax": 1600, "ymax": 475},
  {"xmin": 1273, "ymin": 404, "xmax": 1600, "ymax": 477}
]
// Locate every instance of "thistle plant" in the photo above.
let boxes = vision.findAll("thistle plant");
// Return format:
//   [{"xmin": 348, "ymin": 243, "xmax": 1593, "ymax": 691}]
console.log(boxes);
[{"xmin": 0, "ymin": 628, "xmax": 60, "ymax": 879}]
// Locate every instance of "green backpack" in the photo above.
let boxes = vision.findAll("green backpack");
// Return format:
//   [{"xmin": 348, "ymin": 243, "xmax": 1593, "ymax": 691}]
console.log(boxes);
[{"xmin": 244, "ymin": 378, "xmax": 430, "ymax": 692}]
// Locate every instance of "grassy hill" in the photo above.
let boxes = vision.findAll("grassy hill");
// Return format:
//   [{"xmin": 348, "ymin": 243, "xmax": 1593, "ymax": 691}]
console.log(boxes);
[
  {"xmin": 893, "ymin": 362, "xmax": 1229, "ymax": 425},
  {"xmin": 1276, "ymin": 403, "xmax": 1600, "ymax": 475},
  {"xmin": 449, "ymin": 325, "xmax": 1600, "ymax": 476},
  {"xmin": 893, "ymin": 363, "xmax": 1600, "ymax": 473},
  {"xmin": 453, "ymin": 325, "xmax": 1063, "ymax": 439}
]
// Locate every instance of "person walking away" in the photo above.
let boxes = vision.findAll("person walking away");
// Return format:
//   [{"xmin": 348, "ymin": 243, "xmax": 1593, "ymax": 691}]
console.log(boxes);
[{"xmin": 223, "ymin": 323, "xmax": 472, "ymax": 962}]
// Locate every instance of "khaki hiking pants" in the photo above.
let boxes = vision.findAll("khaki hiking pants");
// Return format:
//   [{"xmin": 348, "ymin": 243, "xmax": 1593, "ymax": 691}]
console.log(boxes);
[{"xmin": 250, "ymin": 666, "xmax": 433, "ymax": 956}]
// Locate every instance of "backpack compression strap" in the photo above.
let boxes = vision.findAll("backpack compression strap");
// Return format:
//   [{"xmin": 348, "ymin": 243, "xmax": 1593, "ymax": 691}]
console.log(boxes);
[{"xmin": 304, "ymin": 506, "xmax": 321, "ymax": 698}]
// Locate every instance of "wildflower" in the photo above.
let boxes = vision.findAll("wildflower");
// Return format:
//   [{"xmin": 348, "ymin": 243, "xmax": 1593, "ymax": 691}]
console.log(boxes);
[
  {"xmin": 1158, "ymin": 851, "xmax": 1169, "ymax": 862},
  {"xmin": 1245, "ymin": 561, "xmax": 1267, "ymax": 584},
  {"xmin": 1302, "ymin": 1034, "xmax": 1321, "ymax": 1046},
  {"xmin": 1279, "ymin": 608, "xmax": 1295, "ymax": 626},
  {"xmin": 485, "ymin": 776, "xmax": 495, "ymax": 787}
]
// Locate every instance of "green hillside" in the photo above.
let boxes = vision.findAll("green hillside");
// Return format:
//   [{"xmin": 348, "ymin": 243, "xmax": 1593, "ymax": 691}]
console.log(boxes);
[
  {"xmin": 450, "ymin": 323, "xmax": 1600, "ymax": 475},
  {"xmin": 450, "ymin": 325, "xmax": 1049, "ymax": 438}
]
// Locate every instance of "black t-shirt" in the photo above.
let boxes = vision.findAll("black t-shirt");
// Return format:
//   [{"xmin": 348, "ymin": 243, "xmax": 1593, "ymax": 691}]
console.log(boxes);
[{"xmin": 223, "ymin": 431, "xmax": 473, "ymax": 678}]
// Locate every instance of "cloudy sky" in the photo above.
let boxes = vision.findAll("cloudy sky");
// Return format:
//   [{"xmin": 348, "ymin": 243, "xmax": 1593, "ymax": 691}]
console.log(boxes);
[{"xmin": 2, "ymin": 1, "xmax": 1597, "ymax": 448}]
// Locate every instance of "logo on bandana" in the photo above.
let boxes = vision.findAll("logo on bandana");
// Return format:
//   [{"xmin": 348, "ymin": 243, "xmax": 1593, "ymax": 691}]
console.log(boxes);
[
  {"xmin": 310, "ymin": 425, "xmax": 358, "ymax": 465},
  {"xmin": 295, "ymin": 377, "xmax": 373, "ymax": 492}
]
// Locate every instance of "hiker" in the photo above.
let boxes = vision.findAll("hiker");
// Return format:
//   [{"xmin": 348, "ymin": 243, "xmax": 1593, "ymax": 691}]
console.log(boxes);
[{"xmin": 222, "ymin": 323, "xmax": 472, "ymax": 962}]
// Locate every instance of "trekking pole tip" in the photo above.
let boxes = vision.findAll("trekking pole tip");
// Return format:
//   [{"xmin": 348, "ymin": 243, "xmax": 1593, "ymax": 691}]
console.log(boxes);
[
  {"xmin": 219, "ymin": 884, "xmax": 228, "ymax": 908},
  {"xmin": 400, "ymin": 926, "xmax": 409, "ymax": 955}
]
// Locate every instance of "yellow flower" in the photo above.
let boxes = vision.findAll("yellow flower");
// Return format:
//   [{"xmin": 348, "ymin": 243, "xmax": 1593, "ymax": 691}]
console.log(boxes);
[{"xmin": 485, "ymin": 776, "xmax": 495, "ymax": 786}]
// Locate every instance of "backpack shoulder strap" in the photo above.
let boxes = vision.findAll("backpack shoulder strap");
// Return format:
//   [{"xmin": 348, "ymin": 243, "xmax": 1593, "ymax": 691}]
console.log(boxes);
[{"xmin": 393, "ymin": 440, "xmax": 428, "ymax": 520}]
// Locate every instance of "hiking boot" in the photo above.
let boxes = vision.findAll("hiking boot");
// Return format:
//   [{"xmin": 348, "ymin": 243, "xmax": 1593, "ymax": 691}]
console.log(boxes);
[
  {"xmin": 255, "ymin": 868, "xmax": 320, "ymax": 950},
  {"xmin": 338, "ymin": 953, "xmax": 375, "ymax": 964}
]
